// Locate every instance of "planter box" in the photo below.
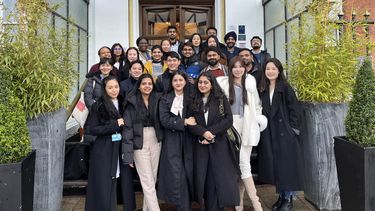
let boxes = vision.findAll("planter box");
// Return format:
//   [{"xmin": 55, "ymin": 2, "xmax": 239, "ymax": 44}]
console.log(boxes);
[
  {"xmin": 301, "ymin": 103, "xmax": 348, "ymax": 210},
  {"xmin": 0, "ymin": 150, "xmax": 36, "ymax": 211},
  {"xmin": 334, "ymin": 136, "xmax": 375, "ymax": 211}
]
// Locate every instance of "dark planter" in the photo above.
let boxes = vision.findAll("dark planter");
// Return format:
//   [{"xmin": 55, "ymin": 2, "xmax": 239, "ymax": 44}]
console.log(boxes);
[
  {"xmin": 301, "ymin": 103, "xmax": 348, "ymax": 210},
  {"xmin": 334, "ymin": 136, "xmax": 375, "ymax": 211},
  {"xmin": 0, "ymin": 150, "xmax": 36, "ymax": 211}
]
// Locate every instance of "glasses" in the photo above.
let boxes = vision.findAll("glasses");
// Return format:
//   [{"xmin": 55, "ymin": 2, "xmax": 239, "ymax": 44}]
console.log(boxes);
[{"xmin": 114, "ymin": 47, "xmax": 122, "ymax": 50}]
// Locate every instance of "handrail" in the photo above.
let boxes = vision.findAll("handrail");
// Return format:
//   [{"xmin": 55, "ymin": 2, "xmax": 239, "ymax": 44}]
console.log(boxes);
[{"xmin": 66, "ymin": 79, "xmax": 88, "ymax": 121}]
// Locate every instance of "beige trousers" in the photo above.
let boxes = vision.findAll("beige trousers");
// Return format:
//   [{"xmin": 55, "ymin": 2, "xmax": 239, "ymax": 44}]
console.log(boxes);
[{"xmin": 134, "ymin": 127, "xmax": 161, "ymax": 211}]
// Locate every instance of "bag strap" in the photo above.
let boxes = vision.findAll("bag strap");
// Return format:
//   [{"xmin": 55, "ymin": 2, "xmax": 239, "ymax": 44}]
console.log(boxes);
[{"xmin": 219, "ymin": 98, "xmax": 225, "ymax": 117}]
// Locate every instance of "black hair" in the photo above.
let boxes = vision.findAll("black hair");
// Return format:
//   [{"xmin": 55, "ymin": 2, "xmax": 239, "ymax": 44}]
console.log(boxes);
[
  {"xmin": 259, "ymin": 58, "xmax": 287, "ymax": 93},
  {"xmin": 189, "ymin": 33, "xmax": 203, "ymax": 45},
  {"xmin": 129, "ymin": 60, "xmax": 145, "ymax": 72},
  {"xmin": 238, "ymin": 48, "xmax": 252, "ymax": 55},
  {"xmin": 100, "ymin": 75, "xmax": 122, "ymax": 119},
  {"xmin": 97, "ymin": 46, "xmax": 111, "ymax": 56},
  {"xmin": 206, "ymin": 35, "xmax": 220, "ymax": 47},
  {"xmin": 250, "ymin": 36, "xmax": 263, "ymax": 43},
  {"xmin": 167, "ymin": 70, "xmax": 189, "ymax": 93},
  {"xmin": 111, "ymin": 43, "xmax": 125, "ymax": 62},
  {"xmin": 125, "ymin": 47, "xmax": 140, "ymax": 63},
  {"xmin": 227, "ymin": 56, "xmax": 248, "ymax": 105},
  {"xmin": 206, "ymin": 27, "xmax": 217, "ymax": 34},
  {"xmin": 167, "ymin": 25, "xmax": 177, "ymax": 32},
  {"xmin": 128, "ymin": 73, "xmax": 155, "ymax": 98},
  {"xmin": 136, "ymin": 36, "xmax": 149, "ymax": 46},
  {"xmin": 166, "ymin": 51, "xmax": 181, "ymax": 60},
  {"xmin": 180, "ymin": 42, "xmax": 196, "ymax": 57},
  {"xmin": 99, "ymin": 58, "xmax": 113, "ymax": 66}
]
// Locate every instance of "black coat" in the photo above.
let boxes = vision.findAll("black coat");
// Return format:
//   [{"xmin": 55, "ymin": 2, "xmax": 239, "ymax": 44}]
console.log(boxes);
[
  {"xmin": 122, "ymin": 92, "xmax": 164, "ymax": 164},
  {"xmin": 84, "ymin": 98, "xmax": 123, "ymax": 211},
  {"xmin": 157, "ymin": 91, "xmax": 195, "ymax": 205},
  {"xmin": 119, "ymin": 77, "xmax": 137, "ymax": 99},
  {"xmin": 188, "ymin": 95, "xmax": 240, "ymax": 207},
  {"xmin": 258, "ymin": 81, "xmax": 303, "ymax": 191},
  {"xmin": 84, "ymin": 74, "xmax": 104, "ymax": 111},
  {"xmin": 155, "ymin": 70, "xmax": 173, "ymax": 94}
]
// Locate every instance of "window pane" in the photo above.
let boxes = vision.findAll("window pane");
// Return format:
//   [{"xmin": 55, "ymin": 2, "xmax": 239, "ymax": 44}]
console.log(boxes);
[
  {"xmin": 147, "ymin": 8, "xmax": 172, "ymax": 36},
  {"xmin": 183, "ymin": 8, "xmax": 208, "ymax": 36},
  {"xmin": 48, "ymin": 0, "xmax": 67, "ymax": 18},
  {"xmin": 69, "ymin": 0, "xmax": 88, "ymax": 29},
  {"xmin": 275, "ymin": 24, "xmax": 286, "ymax": 65},
  {"xmin": 264, "ymin": 0, "xmax": 285, "ymax": 30},
  {"xmin": 265, "ymin": 31, "xmax": 274, "ymax": 58}
]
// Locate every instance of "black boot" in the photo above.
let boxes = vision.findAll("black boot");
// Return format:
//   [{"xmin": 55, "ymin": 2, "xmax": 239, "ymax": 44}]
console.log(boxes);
[
  {"xmin": 279, "ymin": 196, "xmax": 293, "ymax": 211},
  {"xmin": 271, "ymin": 196, "xmax": 283, "ymax": 211}
]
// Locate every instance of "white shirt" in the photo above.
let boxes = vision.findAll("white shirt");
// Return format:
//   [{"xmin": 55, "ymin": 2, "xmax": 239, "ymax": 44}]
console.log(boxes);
[{"xmin": 171, "ymin": 92, "xmax": 184, "ymax": 116}]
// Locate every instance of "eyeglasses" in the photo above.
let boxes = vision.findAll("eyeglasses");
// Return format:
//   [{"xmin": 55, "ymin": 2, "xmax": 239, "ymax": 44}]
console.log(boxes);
[{"xmin": 114, "ymin": 47, "xmax": 122, "ymax": 50}]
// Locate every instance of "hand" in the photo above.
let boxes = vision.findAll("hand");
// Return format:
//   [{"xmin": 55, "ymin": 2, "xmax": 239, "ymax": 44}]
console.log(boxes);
[
  {"xmin": 201, "ymin": 139, "xmax": 210, "ymax": 145},
  {"xmin": 203, "ymin": 131, "xmax": 215, "ymax": 141},
  {"xmin": 117, "ymin": 118, "xmax": 125, "ymax": 127},
  {"xmin": 188, "ymin": 77, "xmax": 195, "ymax": 84},
  {"xmin": 129, "ymin": 163, "xmax": 134, "ymax": 168},
  {"xmin": 185, "ymin": 117, "xmax": 196, "ymax": 126}
]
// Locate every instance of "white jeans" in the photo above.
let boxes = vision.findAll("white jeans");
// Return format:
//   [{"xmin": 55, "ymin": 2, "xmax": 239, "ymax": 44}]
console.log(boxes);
[
  {"xmin": 233, "ymin": 115, "xmax": 253, "ymax": 179},
  {"xmin": 134, "ymin": 127, "xmax": 161, "ymax": 211}
]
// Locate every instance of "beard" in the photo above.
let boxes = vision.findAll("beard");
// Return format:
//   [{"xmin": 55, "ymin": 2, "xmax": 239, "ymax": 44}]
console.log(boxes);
[
  {"xmin": 208, "ymin": 59, "xmax": 219, "ymax": 66},
  {"xmin": 252, "ymin": 45, "xmax": 261, "ymax": 50}
]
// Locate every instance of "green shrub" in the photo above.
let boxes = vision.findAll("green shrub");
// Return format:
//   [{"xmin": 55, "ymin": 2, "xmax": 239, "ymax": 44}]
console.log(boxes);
[
  {"xmin": 345, "ymin": 59, "xmax": 375, "ymax": 147},
  {"xmin": 0, "ymin": 0, "xmax": 76, "ymax": 119},
  {"xmin": 288, "ymin": 1, "xmax": 373, "ymax": 103}
]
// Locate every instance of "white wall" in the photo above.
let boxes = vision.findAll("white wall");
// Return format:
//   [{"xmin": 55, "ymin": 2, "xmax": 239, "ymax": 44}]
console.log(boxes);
[
  {"xmin": 88, "ymin": 0, "xmax": 128, "ymax": 68},
  {"xmin": 225, "ymin": 0, "xmax": 264, "ymax": 49}
]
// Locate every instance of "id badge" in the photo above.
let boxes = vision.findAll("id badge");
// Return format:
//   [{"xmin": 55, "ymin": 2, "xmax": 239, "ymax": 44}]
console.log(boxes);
[{"xmin": 112, "ymin": 133, "xmax": 122, "ymax": 142}]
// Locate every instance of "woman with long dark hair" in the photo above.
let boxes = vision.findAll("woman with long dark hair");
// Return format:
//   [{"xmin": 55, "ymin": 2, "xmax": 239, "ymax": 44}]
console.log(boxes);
[
  {"xmin": 258, "ymin": 58, "xmax": 302, "ymax": 211},
  {"xmin": 157, "ymin": 70, "xmax": 196, "ymax": 210},
  {"xmin": 84, "ymin": 76, "xmax": 135, "ymax": 211},
  {"xmin": 188, "ymin": 71, "xmax": 240, "ymax": 211},
  {"xmin": 189, "ymin": 33, "xmax": 203, "ymax": 58},
  {"xmin": 217, "ymin": 57, "xmax": 267, "ymax": 211},
  {"xmin": 111, "ymin": 43, "xmax": 126, "ymax": 71},
  {"xmin": 122, "ymin": 74, "xmax": 164, "ymax": 211},
  {"xmin": 120, "ymin": 60, "xmax": 144, "ymax": 99},
  {"xmin": 120, "ymin": 47, "xmax": 140, "ymax": 82}
]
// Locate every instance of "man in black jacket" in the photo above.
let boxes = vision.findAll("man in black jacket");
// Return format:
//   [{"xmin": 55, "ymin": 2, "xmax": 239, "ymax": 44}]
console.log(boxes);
[
  {"xmin": 250, "ymin": 36, "xmax": 271, "ymax": 70},
  {"xmin": 221, "ymin": 31, "xmax": 240, "ymax": 64}
]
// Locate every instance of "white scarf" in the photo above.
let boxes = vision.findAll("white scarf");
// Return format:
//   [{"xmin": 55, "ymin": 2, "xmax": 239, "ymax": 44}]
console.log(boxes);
[{"xmin": 171, "ymin": 92, "xmax": 184, "ymax": 116}]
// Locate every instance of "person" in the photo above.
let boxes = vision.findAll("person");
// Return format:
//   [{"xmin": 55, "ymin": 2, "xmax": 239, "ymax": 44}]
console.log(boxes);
[
  {"xmin": 144, "ymin": 45, "xmax": 168, "ymax": 80},
  {"xmin": 189, "ymin": 33, "xmax": 204, "ymax": 58},
  {"xmin": 167, "ymin": 25, "xmax": 182, "ymax": 54},
  {"xmin": 84, "ymin": 76, "xmax": 135, "ymax": 211},
  {"xmin": 258, "ymin": 58, "xmax": 303, "ymax": 211},
  {"xmin": 204, "ymin": 26, "xmax": 226, "ymax": 49},
  {"xmin": 136, "ymin": 36, "xmax": 152, "ymax": 64},
  {"xmin": 221, "ymin": 31, "xmax": 240, "ymax": 64},
  {"xmin": 179, "ymin": 42, "xmax": 205, "ymax": 82},
  {"xmin": 120, "ymin": 60, "xmax": 144, "ymax": 99},
  {"xmin": 188, "ymin": 71, "xmax": 240, "ymax": 211},
  {"xmin": 89, "ymin": 46, "xmax": 118, "ymax": 76},
  {"xmin": 238, "ymin": 48, "xmax": 261, "ymax": 87},
  {"xmin": 250, "ymin": 36, "xmax": 271, "ymax": 70},
  {"xmin": 122, "ymin": 74, "xmax": 164, "ymax": 211},
  {"xmin": 201, "ymin": 35, "xmax": 227, "ymax": 65},
  {"xmin": 160, "ymin": 39, "xmax": 172, "ymax": 61},
  {"xmin": 216, "ymin": 57, "xmax": 268, "ymax": 211},
  {"xmin": 155, "ymin": 51, "xmax": 181, "ymax": 93},
  {"xmin": 111, "ymin": 43, "xmax": 126, "ymax": 79},
  {"xmin": 120, "ymin": 47, "xmax": 140, "ymax": 82},
  {"xmin": 201, "ymin": 46, "xmax": 229, "ymax": 78},
  {"xmin": 157, "ymin": 70, "xmax": 196, "ymax": 211},
  {"xmin": 84, "ymin": 58, "xmax": 116, "ymax": 111}
]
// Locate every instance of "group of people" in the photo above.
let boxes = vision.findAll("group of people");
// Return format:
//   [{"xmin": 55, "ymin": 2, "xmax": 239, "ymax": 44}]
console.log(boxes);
[{"xmin": 82, "ymin": 26, "xmax": 303, "ymax": 211}]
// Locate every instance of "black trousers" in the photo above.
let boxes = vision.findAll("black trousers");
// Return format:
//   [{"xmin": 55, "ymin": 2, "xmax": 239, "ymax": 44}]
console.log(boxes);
[
  {"xmin": 118, "ymin": 164, "xmax": 136, "ymax": 211},
  {"xmin": 203, "ymin": 161, "xmax": 224, "ymax": 211}
]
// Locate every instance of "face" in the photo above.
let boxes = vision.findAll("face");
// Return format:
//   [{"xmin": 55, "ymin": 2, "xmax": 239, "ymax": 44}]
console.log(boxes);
[
  {"xmin": 172, "ymin": 74, "xmax": 186, "ymax": 93},
  {"xmin": 129, "ymin": 63, "xmax": 143, "ymax": 79},
  {"xmin": 99, "ymin": 63, "xmax": 113, "ymax": 76},
  {"xmin": 207, "ymin": 29, "xmax": 217, "ymax": 36},
  {"xmin": 206, "ymin": 51, "xmax": 220, "ymax": 66},
  {"xmin": 161, "ymin": 40, "xmax": 171, "ymax": 52},
  {"xmin": 127, "ymin": 49, "xmax": 138, "ymax": 62},
  {"xmin": 166, "ymin": 57, "xmax": 181, "ymax": 71},
  {"xmin": 239, "ymin": 50, "xmax": 253, "ymax": 66},
  {"xmin": 251, "ymin": 38, "xmax": 262, "ymax": 49},
  {"xmin": 167, "ymin": 28, "xmax": 177, "ymax": 40},
  {"xmin": 139, "ymin": 77, "xmax": 153, "ymax": 95},
  {"xmin": 226, "ymin": 37, "xmax": 236, "ymax": 48},
  {"xmin": 182, "ymin": 46, "xmax": 194, "ymax": 58},
  {"xmin": 99, "ymin": 48, "xmax": 111, "ymax": 59},
  {"xmin": 231, "ymin": 61, "xmax": 246, "ymax": 79},
  {"xmin": 152, "ymin": 48, "xmax": 163, "ymax": 61},
  {"xmin": 197, "ymin": 76, "xmax": 212, "ymax": 96},
  {"xmin": 105, "ymin": 79, "xmax": 120, "ymax": 99},
  {"xmin": 265, "ymin": 62, "xmax": 280, "ymax": 82},
  {"xmin": 137, "ymin": 39, "xmax": 149, "ymax": 52},
  {"xmin": 191, "ymin": 35, "xmax": 201, "ymax": 47},
  {"xmin": 207, "ymin": 38, "xmax": 217, "ymax": 47},
  {"xmin": 113, "ymin": 45, "xmax": 123, "ymax": 57}
]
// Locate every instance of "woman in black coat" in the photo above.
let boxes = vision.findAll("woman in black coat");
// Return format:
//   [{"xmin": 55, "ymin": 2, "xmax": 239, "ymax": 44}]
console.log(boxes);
[
  {"xmin": 258, "ymin": 58, "xmax": 303, "ymax": 211},
  {"xmin": 157, "ymin": 70, "xmax": 196, "ymax": 210},
  {"xmin": 122, "ymin": 74, "xmax": 164, "ymax": 211},
  {"xmin": 188, "ymin": 71, "xmax": 240, "ymax": 211},
  {"xmin": 119, "ymin": 60, "xmax": 144, "ymax": 99},
  {"xmin": 84, "ymin": 76, "xmax": 135, "ymax": 211}
]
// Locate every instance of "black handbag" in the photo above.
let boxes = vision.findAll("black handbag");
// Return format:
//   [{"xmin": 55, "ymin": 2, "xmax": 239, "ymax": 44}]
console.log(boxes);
[{"xmin": 218, "ymin": 98, "xmax": 242, "ymax": 151}]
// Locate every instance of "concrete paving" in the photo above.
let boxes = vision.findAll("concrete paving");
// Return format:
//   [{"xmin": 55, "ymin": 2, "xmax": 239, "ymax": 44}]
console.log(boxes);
[{"xmin": 62, "ymin": 184, "xmax": 317, "ymax": 211}]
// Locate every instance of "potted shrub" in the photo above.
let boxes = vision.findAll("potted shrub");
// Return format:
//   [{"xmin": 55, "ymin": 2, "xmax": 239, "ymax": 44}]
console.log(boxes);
[
  {"xmin": 334, "ymin": 59, "xmax": 375, "ymax": 211},
  {"xmin": 0, "ymin": 76, "xmax": 35, "ymax": 211},
  {"xmin": 288, "ymin": 1, "xmax": 373, "ymax": 209},
  {"xmin": 0, "ymin": 0, "xmax": 76, "ymax": 210}
]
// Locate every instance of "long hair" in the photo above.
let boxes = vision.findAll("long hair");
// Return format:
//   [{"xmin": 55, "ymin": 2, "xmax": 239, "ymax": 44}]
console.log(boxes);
[
  {"xmin": 228, "ymin": 56, "xmax": 248, "ymax": 105},
  {"xmin": 125, "ymin": 47, "xmax": 140, "ymax": 64},
  {"xmin": 191, "ymin": 71, "xmax": 225, "ymax": 113},
  {"xmin": 98, "ymin": 75, "xmax": 122, "ymax": 119},
  {"xmin": 111, "ymin": 43, "xmax": 125, "ymax": 62},
  {"xmin": 167, "ymin": 70, "xmax": 189, "ymax": 93},
  {"xmin": 189, "ymin": 33, "xmax": 203, "ymax": 50},
  {"xmin": 127, "ymin": 73, "xmax": 155, "ymax": 99},
  {"xmin": 259, "ymin": 58, "xmax": 287, "ymax": 93}
]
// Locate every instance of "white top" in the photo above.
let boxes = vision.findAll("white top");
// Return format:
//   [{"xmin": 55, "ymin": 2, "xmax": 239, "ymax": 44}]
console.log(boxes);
[
  {"xmin": 269, "ymin": 88, "xmax": 274, "ymax": 105},
  {"xmin": 112, "ymin": 99, "xmax": 120, "ymax": 178},
  {"xmin": 171, "ymin": 93, "xmax": 184, "ymax": 116},
  {"xmin": 202, "ymin": 97, "xmax": 209, "ymax": 124}
]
